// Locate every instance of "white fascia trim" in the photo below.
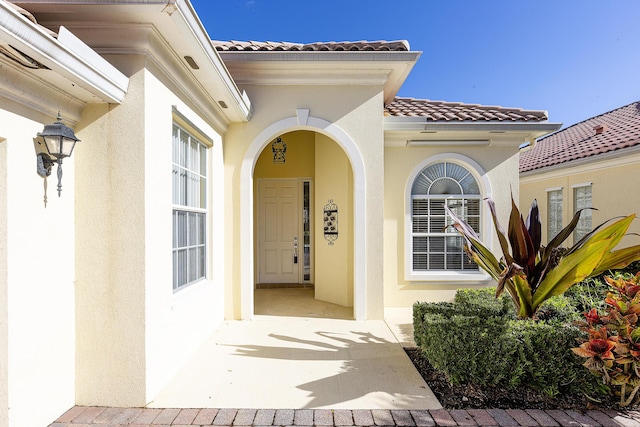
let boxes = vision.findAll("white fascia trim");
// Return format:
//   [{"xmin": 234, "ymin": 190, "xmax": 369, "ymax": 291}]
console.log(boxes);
[
  {"xmin": 172, "ymin": 0, "xmax": 251, "ymax": 121},
  {"xmin": 218, "ymin": 51, "xmax": 421, "ymax": 64},
  {"xmin": 0, "ymin": 3, "xmax": 128, "ymax": 103},
  {"xmin": 384, "ymin": 117, "xmax": 562, "ymax": 134}
]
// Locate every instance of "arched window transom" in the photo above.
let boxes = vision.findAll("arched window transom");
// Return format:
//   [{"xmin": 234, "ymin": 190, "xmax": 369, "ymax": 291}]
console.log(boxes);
[{"xmin": 411, "ymin": 161, "xmax": 480, "ymax": 272}]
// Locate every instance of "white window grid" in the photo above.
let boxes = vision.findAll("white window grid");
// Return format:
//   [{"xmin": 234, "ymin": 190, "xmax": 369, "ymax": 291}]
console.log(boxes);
[
  {"xmin": 172, "ymin": 124, "xmax": 207, "ymax": 290},
  {"xmin": 547, "ymin": 189, "xmax": 563, "ymax": 240},
  {"xmin": 410, "ymin": 162, "xmax": 481, "ymax": 272},
  {"xmin": 411, "ymin": 196, "xmax": 481, "ymax": 271},
  {"xmin": 574, "ymin": 184, "xmax": 592, "ymax": 242}
]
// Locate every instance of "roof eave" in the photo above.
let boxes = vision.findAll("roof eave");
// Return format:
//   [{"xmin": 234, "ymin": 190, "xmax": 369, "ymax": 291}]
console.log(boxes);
[
  {"xmin": 12, "ymin": 0, "xmax": 252, "ymax": 126},
  {"xmin": 218, "ymin": 50, "xmax": 421, "ymax": 104},
  {"xmin": 170, "ymin": 0, "xmax": 252, "ymax": 122},
  {"xmin": 0, "ymin": 2, "xmax": 129, "ymax": 104}
]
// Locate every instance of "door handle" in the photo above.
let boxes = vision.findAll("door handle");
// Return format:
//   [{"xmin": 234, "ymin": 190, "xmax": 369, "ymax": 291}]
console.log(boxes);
[{"xmin": 293, "ymin": 237, "xmax": 298, "ymax": 264}]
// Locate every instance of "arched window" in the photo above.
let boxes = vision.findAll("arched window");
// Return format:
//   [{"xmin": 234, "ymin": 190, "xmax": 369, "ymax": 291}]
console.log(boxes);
[{"xmin": 410, "ymin": 161, "xmax": 481, "ymax": 272}]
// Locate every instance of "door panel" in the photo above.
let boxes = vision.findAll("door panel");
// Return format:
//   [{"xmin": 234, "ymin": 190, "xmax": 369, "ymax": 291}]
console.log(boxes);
[{"xmin": 258, "ymin": 180, "xmax": 299, "ymax": 283}]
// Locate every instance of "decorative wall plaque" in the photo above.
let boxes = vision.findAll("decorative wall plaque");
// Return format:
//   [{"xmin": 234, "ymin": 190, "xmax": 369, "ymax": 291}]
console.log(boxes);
[
  {"xmin": 271, "ymin": 136, "xmax": 286, "ymax": 163},
  {"xmin": 323, "ymin": 199, "xmax": 338, "ymax": 245}
]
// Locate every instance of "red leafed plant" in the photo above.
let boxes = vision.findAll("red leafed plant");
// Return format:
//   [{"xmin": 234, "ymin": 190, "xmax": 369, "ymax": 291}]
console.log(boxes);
[{"xmin": 573, "ymin": 273, "xmax": 640, "ymax": 407}]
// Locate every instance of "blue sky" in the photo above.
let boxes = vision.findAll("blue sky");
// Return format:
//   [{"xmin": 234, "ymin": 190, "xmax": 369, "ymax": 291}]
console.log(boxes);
[{"xmin": 190, "ymin": 1, "xmax": 639, "ymax": 128}]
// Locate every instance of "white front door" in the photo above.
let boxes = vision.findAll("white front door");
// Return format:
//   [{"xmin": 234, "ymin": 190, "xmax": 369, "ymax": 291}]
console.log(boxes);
[{"xmin": 258, "ymin": 179, "xmax": 299, "ymax": 283}]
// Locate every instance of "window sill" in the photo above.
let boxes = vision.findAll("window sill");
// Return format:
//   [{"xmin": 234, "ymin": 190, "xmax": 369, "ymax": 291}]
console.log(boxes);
[{"xmin": 405, "ymin": 271, "xmax": 494, "ymax": 284}]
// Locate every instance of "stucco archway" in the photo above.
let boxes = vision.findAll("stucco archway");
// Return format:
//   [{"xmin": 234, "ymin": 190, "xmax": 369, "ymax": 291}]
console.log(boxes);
[{"xmin": 240, "ymin": 113, "xmax": 366, "ymax": 320}]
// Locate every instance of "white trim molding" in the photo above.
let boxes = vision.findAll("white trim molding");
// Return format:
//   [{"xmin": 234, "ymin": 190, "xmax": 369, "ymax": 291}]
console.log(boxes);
[{"xmin": 571, "ymin": 182, "xmax": 592, "ymax": 189}]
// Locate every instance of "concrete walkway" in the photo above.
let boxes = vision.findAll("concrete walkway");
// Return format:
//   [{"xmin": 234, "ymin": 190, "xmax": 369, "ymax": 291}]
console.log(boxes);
[
  {"xmin": 49, "ymin": 406, "xmax": 640, "ymax": 426},
  {"xmin": 148, "ymin": 314, "xmax": 438, "ymax": 409},
  {"xmin": 45, "ymin": 292, "xmax": 640, "ymax": 426}
]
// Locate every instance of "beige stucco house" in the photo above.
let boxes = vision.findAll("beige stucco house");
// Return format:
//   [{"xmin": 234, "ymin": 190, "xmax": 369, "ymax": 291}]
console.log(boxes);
[
  {"xmin": 520, "ymin": 101, "xmax": 640, "ymax": 247},
  {"xmin": 0, "ymin": 0, "xmax": 561, "ymax": 425}
]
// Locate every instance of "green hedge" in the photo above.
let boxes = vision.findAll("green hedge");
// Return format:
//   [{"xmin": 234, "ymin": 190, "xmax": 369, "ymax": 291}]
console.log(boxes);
[
  {"xmin": 413, "ymin": 288, "xmax": 601, "ymax": 396},
  {"xmin": 453, "ymin": 287, "xmax": 515, "ymax": 318}
]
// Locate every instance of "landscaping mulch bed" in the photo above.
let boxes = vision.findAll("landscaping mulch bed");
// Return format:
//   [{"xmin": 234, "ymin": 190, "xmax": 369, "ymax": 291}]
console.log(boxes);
[{"xmin": 405, "ymin": 348, "xmax": 624, "ymax": 410}]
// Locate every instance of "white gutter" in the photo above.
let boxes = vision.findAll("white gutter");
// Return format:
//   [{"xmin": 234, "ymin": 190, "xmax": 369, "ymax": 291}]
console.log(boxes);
[
  {"xmin": 171, "ymin": 0, "xmax": 252, "ymax": 120},
  {"xmin": 0, "ymin": 1, "xmax": 128, "ymax": 103},
  {"xmin": 218, "ymin": 51, "xmax": 422, "ymax": 63}
]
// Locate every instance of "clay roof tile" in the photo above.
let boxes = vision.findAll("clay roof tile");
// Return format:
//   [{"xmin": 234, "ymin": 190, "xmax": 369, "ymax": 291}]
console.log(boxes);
[
  {"xmin": 384, "ymin": 97, "xmax": 548, "ymax": 122},
  {"xmin": 214, "ymin": 40, "xmax": 411, "ymax": 52},
  {"xmin": 520, "ymin": 101, "xmax": 640, "ymax": 173}
]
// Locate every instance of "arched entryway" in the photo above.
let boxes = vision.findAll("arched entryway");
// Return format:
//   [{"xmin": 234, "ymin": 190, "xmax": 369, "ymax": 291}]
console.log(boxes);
[{"xmin": 240, "ymin": 112, "xmax": 367, "ymax": 320}]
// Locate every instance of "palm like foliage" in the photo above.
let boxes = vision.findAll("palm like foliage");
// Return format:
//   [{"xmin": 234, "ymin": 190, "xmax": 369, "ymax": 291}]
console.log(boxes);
[{"xmin": 445, "ymin": 197, "xmax": 640, "ymax": 318}]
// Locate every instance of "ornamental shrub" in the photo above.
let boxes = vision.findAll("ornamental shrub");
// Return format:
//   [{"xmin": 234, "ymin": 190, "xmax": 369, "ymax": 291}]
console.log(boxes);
[
  {"xmin": 445, "ymin": 197, "xmax": 640, "ymax": 318},
  {"xmin": 416, "ymin": 312, "xmax": 520, "ymax": 386},
  {"xmin": 413, "ymin": 287, "xmax": 602, "ymax": 396},
  {"xmin": 573, "ymin": 273, "xmax": 640, "ymax": 407},
  {"xmin": 564, "ymin": 277, "xmax": 608, "ymax": 314},
  {"xmin": 453, "ymin": 287, "xmax": 515, "ymax": 318},
  {"xmin": 535, "ymin": 294, "xmax": 581, "ymax": 323}
]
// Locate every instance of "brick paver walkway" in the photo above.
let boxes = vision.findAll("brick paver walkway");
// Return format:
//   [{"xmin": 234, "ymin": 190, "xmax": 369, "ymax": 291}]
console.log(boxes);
[{"xmin": 49, "ymin": 406, "xmax": 640, "ymax": 426}]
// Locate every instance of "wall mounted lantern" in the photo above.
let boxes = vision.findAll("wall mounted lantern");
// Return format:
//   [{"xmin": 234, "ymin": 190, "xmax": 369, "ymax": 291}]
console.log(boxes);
[{"xmin": 34, "ymin": 112, "xmax": 80, "ymax": 198}]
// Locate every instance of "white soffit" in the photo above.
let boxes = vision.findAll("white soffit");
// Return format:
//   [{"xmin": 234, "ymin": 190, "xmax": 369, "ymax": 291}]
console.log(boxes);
[
  {"xmin": 0, "ymin": 1, "xmax": 128, "ymax": 104},
  {"xmin": 219, "ymin": 51, "xmax": 421, "ymax": 104}
]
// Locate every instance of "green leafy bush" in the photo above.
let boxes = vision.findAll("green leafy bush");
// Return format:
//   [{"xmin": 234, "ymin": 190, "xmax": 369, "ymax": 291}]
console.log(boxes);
[
  {"xmin": 416, "ymin": 312, "xmax": 521, "ymax": 386},
  {"xmin": 564, "ymin": 277, "xmax": 608, "ymax": 314},
  {"xmin": 454, "ymin": 287, "xmax": 515, "ymax": 318},
  {"xmin": 535, "ymin": 295, "xmax": 581, "ymax": 323},
  {"xmin": 413, "ymin": 287, "xmax": 602, "ymax": 396}
]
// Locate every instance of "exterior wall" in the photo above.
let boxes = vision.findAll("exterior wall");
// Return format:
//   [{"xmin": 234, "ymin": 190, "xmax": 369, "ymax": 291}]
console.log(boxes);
[
  {"xmin": 75, "ymin": 64, "xmax": 224, "ymax": 406},
  {"xmin": 143, "ymin": 69, "xmax": 226, "ymax": 402},
  {"xmin": 383, "ymin": 145, "xmax": 520, "ymax": 307},
  {"xmin": 0, "ymin": 109, "xmax": 75, "ymax": 427},
  {"xmin": 315, "ymin": 133, "xmax": 354, "ymax": 308},
  {"xmin": 0, "ymin": 134, "xmax": 6, "ymax": 427},
  {"xmin": 520, "ymin": 152, "xmax": 640, "ymax": 248},
  {"xmin": 225, "ymin": 85, "xmax": 384, "ymax": 319}
]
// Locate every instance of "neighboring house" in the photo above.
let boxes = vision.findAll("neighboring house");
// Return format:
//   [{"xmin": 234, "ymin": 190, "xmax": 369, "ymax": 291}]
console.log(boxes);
[
  {"xmin": 0, "ymin": 1, "xmax": 560, "ymax": 425},
  {"xmin": 520, "ymin": 101, "xmax": 640, "ymax": 247}
]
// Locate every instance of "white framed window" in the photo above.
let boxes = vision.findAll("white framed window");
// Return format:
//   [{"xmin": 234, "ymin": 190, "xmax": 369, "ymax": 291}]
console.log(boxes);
[
  {"xmin": 547, "ymin": 188, "xmax": 563, "ymax": 240},
  {"xmin": 172, "ymin": 124, "xmax": 207, "ymax": 291},
  {"xmin": 409, "ymin": 160, "xmax": 482, "ymax": 275},
  {"xmin": 573, "ymin": 183, "xmax": 592, "ymax": 242}
]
